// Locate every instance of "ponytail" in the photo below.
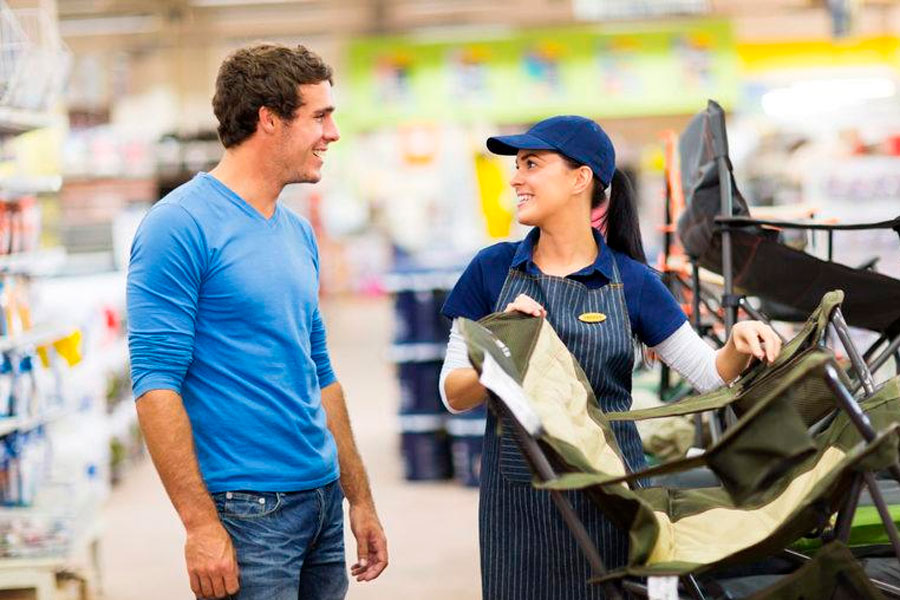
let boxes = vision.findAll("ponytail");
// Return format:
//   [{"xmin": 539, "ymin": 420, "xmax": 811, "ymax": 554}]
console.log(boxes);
[
  {"xmin": 560, "ymin": 153, "xmax": 647, "ymax": 264},
  {"xmin": 592, "ymin": 169, "xmax": 646, "ymax": 264}
]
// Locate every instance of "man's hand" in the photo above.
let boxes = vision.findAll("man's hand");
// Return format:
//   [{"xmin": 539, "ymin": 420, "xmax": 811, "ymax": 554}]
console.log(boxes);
[
  {"xmin": 185, "ymin": 520, "xmax": 240, "ymax": 599},
  {"xmin": 136, "ymin": 390, "xmax": 240, "ymax": 599},
  {"xmin": 348, "ymin": 503, "xmax": 388, "ymax": 582},
  {"xmin": 321, "ymin": 382, "xmax": 388, "ymax": 583}
]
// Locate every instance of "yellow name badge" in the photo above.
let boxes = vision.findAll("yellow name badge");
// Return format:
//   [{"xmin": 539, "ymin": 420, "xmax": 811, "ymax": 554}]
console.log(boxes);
[{"xmin": 578, "ymin": 312, "xmax": 607, "ymax": 324}]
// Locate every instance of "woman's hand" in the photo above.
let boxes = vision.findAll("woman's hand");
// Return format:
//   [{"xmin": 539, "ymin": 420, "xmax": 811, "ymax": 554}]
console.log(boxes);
[
  {"xmin": 729, "ymin": 321, "xmax": 782, "ymax": 364},
  {"xmin": 504, "ymin": 294, "xmax": 547, "ymax": 318},
  {"xmin": 715, "ymin": 320, "xmax": 782, "ymax": 383}
]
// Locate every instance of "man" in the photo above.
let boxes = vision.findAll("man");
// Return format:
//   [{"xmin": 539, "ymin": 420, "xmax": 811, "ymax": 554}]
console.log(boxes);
[{"xmin": 127, "ymin": 44, "xmax": 388, "ymax": 600}]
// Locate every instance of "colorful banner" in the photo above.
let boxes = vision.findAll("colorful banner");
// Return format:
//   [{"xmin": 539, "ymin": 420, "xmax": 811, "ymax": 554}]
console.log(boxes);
[
  {"xmin": 343, "ymin": 20, "xmax": 738, "ymax": 131},
  {"xmin": 737, "ymin": 36, "xmax": 900, "ymax": 74}
]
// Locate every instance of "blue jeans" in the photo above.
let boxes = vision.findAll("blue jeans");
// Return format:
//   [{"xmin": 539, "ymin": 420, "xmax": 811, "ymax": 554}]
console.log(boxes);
[{"xmin": 211, "ymin": 480, "xmax": 348, "ymax": 600}]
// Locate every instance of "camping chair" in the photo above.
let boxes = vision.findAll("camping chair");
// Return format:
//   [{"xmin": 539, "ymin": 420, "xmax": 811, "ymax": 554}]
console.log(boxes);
[
  {"xmin": 457, "ymin": 293, "xmax": 900, "ymax": 599},
  {"xmin": 655, "ymin": 130, "xmax": 820, "ymax": 406},
  {"xmin": 676, "ymin": 100, "xmax": 900, "ymax": 379}
]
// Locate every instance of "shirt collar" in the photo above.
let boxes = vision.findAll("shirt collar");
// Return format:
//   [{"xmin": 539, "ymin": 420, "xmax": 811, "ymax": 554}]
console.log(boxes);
[{"xmin": 511, "ymin": 227, "xmax": 615, "ymax": 280}]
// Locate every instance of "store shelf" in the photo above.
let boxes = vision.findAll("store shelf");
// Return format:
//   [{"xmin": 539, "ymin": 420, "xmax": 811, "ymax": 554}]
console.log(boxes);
[
  {"xmin": 384, "ymin": 271, "xmax": 462, "ymax": 293},
  {"xmin": 0, "ymin": 490, "xmax": 103, "ymax": 599},
  {"xmin": 0, "ymin": 404, "xmax": 74, "ymax": 438},
  {"xmin": 0, "ymin": 324, "xmax": 76, "ymax": 355},
  {"xmin": 0, "ymin": 175, "xmax": 62, "ymax": 196},
  {"xmin": 446, "ymin": 417, "xmax": 487, "ymax": 436},
  {"xmin": 389, "ymin": 342, "xmax": 446, "ymax": 363},
  {"xmin": 0, "ymin": 107, "xmax": 51, "ymax": 137},
  {"xmin": 398, "ymin": 413, "xmax": 446, "ymax": 432},
  {"xmin": 0, "ymin": 248, "xmax": 66, "ymax": 276}
]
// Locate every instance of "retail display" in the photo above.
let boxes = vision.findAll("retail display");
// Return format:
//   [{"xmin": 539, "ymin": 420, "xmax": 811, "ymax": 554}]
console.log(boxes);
[
  {"xmin": 386, "ymin": 267, "xmax": 486, "ymax": 486},
  {"xmin": 459, "ymin": 293, "xmax": 900, "ymax": 598},
  {"xmin": 8, "ymin": 1, "xmax": 900, "ymax": 596},
  {"xmin": 0, "ymin": 6, "xmax": 126, "ymax": 592},
  {"xmin": 0, "ymin": 1, "xmax": 69, "ymax": 115}
]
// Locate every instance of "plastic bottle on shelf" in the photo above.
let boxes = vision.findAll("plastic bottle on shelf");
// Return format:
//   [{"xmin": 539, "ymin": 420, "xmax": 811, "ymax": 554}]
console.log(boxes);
[
  {"xmin": 11, "ymin": 354, "xmax": 40, "ymax": 420},
  {"xmin": 0, "ymin": 205, "xmax": 9, "ymax": 257},
  {"xmin": 4, "ymin": 428, "xmax": 50, "ymax": 507},
  {"xmin": 0, "ymin": 442, "xmax": 9, "ymax": 504},
  {"xmin": 0, "ymin": 355, "xmax": 12, "ymax": 417},
  {"xmin": 6, "ymin": 432, "xmax": 21, "ymax": 505},
  {"xmin": 32, "ymin": 351, "xmax": 60, "ymax": 412},
  {"xmin": 19, "ymin": 196, "xmax": 40, "ymax": 253}
]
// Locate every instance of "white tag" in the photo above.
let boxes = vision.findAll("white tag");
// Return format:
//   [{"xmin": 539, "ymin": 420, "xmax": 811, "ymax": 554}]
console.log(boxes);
[
  {"xmin": 647, "ymin": 576, "xmax": 679, "ymax": 600},
  {"xmin": 479, "ymin": 353, "xmax": 542, "ymax": 435}
]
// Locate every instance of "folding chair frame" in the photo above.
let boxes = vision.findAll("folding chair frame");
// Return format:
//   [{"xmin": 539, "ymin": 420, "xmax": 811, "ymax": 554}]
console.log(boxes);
[
  {"xmin": 681, "ymin": 101, "xmax": 900, "ymax": 372},
  {"xmin": 486, "ymin": 305, "xmax": 900, "ymax": 600}
]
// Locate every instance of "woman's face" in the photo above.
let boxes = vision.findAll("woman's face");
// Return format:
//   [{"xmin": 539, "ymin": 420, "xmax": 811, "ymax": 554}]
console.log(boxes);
[{"xmin": 510, "ymin": 150, "xmax": 580, "ymax": 227}]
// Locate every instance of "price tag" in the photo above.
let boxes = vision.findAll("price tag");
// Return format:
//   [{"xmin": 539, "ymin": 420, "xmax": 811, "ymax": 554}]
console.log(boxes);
[{"xmin": 647, "ymin": 576, "xmax": 679, "ymax": 600}]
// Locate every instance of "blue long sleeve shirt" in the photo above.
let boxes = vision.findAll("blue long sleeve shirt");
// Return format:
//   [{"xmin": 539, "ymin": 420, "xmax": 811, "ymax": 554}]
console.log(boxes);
[{"xmin": 127, "ymin": 172, "xmax": 339, "ymax": 493}]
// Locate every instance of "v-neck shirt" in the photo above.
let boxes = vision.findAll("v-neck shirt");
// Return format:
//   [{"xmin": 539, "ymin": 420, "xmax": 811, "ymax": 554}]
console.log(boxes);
[{"xmin": 127, "ymin": 172, "xmax": 338, "ymax": 492}]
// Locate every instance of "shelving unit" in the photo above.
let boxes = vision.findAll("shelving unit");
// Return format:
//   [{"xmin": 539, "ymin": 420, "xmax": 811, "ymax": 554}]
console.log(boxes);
[
  {"xmin": 386, "ymin": 265, "xmax": 487, "ymax": 487},
  {"xmin": 0, "ymin": 324, "xmax": 75, "ymax": 355},
  {"xmin": 0, "ymin": 308, "xmax": 120, "ymax": 598},
  {"xmin": 0, "ymin": 107, "xmax": 51, "ymax": 138},
  {"xmin": 0, "ymin": 487, "xmax": 103, "ymax": 599},
  {"xmin": 0, "ymin": 175, "xmax": 63, "ymax": 197},
  {"xmin": 0, "ymin": 404, "xmax": 71, "ymax": 438},
  {"xmin": 0, "ymin": 3, "xmax": 109, "ymax": 590},
  {"xmin": 0, "ymin": 247, "xmax": 66, "ymax": 276}
]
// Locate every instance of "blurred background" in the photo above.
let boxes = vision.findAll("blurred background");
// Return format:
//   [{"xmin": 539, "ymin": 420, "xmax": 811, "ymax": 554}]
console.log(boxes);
[{"xmin": 1, "ymin": 0, "xmax": 900, "ymax": 598}]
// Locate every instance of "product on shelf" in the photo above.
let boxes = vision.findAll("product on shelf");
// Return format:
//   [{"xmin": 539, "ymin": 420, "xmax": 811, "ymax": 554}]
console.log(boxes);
[
  {"xmin": 397, "ymin": 361, "xmax": 444, "ymax": 414},
  {"xmin": 388, "ymin": 264, "xmax": 484, "ymax": 486},
  {"xmin": 399, "ymin": 414, "xmax": 453, "ymax": 481},
  {"xmin": 447, "ymin": 407, "xmax": 487, "ymax": 488}
]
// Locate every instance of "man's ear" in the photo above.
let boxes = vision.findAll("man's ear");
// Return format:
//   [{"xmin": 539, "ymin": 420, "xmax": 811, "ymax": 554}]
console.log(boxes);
[
  {"xmin": 572, "ymin": 165, "xmax": 594, "ymax": 196},
  {"xmin": 257, "ymin": 106, "xmax": 278, "ymax": 135}
]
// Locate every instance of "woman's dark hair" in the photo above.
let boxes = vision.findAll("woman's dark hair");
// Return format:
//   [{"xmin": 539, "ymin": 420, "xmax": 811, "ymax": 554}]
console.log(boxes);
[{"xmin": 562, "ymin": 157, "xmax": 647, "ymax": 264}]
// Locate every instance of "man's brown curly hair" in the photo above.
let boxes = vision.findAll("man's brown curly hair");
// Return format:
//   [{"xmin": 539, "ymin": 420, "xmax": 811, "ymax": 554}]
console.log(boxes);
[{"xmin": 212, "ymin": 44, "xmax": 333, "ymax": 148}]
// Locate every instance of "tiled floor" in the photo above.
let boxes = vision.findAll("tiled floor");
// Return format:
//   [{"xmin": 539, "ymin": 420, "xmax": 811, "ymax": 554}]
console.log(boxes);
[{"xmin": 99, "ymin": 296, "xmax": 481, "ymax": 599}]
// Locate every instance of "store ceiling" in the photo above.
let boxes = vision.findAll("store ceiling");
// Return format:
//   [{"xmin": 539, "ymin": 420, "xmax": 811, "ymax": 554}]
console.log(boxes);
[
  {"xmin": 55, "ymin": 0, "xmax": 572, "ymax": 38},
  {"xmin": 51, "ymin": 0, "xmax": 900, "ymax": 40}
]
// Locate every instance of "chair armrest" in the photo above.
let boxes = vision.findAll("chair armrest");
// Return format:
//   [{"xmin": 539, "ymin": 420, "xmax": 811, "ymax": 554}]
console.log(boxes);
[{"xmin": 714, "ymin": 215, "xmax": 900, "ymax": 232}]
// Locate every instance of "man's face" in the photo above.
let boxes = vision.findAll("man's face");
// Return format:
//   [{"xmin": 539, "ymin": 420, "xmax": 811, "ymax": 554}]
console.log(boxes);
[{"xmin": 278, "ymin": 81, "xmax": 339, "ymax": 184}]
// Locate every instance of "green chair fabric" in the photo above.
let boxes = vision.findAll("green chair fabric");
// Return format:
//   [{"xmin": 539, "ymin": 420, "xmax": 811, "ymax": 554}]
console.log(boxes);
[
  {"xmin": 742, "ymin": 542, "xmax": 886, "ymax": 600},
  {"xmin": 458, "ymin": 291, "xmax": 900, "ymax": 584}
]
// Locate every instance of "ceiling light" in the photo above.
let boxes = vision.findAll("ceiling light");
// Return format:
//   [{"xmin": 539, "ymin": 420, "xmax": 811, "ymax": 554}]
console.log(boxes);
[
  {"xmin": 59, "ymin": 15, "xmax": 159, "ymax": 36},
  {"xmin": 189, "ymin": 0, "xmax": 311, "ymax": 7},
  {"xmin": 761, "ymin": 77, "xmax": 897, "ymax": 119}
]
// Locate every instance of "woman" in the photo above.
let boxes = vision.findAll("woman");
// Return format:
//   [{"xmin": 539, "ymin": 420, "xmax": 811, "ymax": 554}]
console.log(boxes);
[{"xmin": 440, "ymin": 115, "xmax": 781, "ymax": 600}]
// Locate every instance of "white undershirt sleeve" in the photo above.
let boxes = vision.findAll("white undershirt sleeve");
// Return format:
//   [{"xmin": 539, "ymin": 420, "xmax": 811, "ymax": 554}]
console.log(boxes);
[
  {"xmin": 439, "ymin": 320, "xmax": 473, "ymax": 414},
  {"xmin": 439, "ymin": 319, "xmax": 726, "ymax": 413},
  {"xmin": 650, "ymin": 321, "xmax": 726, "ymax": 393}
]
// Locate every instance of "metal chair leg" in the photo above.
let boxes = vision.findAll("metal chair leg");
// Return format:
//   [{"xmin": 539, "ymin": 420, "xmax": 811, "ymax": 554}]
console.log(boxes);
[{"xmin": 863, "ymin": 471, "xmax": 900, "ymax": 562}]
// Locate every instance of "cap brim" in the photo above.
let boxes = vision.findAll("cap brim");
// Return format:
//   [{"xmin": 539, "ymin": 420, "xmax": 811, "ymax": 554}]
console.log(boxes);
[{"xmin": 486, "ymin": 134, "xmax": 556, "ymax": 155}]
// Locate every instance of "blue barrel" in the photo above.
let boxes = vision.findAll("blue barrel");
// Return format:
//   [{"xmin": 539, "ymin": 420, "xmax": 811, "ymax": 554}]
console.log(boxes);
[
  {"xmin": 397, "ymin": 361, "xmax": 444, "ymax": 414},
  {"xmin": 399, "ymin": 413, "xmax": 452, "ymax": 481},
  {"xmin": 447, "ymin": 406, "xmax": 487, "ymax": 487},
  {"xmin": 387, "ymin": 266, "xmax": 462, "ymax": 483},
  {"xmin": 393, "ymin": 289, "xmax": 450, "ymax": 344}
]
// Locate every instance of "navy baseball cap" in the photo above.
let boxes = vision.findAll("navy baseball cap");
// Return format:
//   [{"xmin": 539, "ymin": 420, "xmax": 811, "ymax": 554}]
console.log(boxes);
[{"xmin": 486, "ymin": 115, "xmax": 616, "ymax": 188}]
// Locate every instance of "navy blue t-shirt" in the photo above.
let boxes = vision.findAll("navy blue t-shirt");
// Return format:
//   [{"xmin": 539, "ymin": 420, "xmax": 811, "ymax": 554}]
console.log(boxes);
[{"xmin": 442, "ymin": 228, "xmax": 687, "ymax": 347}]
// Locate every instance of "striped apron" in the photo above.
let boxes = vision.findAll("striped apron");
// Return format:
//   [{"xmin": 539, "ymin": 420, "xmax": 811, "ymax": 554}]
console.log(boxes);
[{"xmin": 479, "ymin": 255, "xmax": 645, "ymax": 600}]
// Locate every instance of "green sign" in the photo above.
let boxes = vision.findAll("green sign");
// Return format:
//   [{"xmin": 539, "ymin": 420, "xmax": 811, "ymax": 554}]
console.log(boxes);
[{"xmin": 343, "ymin": 20, "xmax": 738, "ymax": 131}]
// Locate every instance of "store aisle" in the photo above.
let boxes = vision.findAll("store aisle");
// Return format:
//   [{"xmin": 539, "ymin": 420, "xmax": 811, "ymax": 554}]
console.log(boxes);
[{"xmin": 99, "ymin": 296, "xmax": 481, "ymax": 599}]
